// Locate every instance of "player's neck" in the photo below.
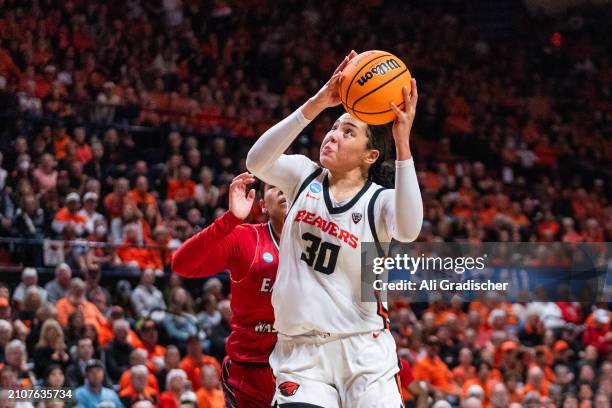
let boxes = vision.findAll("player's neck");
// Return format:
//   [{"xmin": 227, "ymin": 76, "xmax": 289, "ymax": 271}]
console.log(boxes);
[
  {"xmin": 328, "ymin": 168, "xmax": 366, "ymax": 201},
  {"xmin": 269, "ymin": 218, "xmax": 282, "ymax": 241}
]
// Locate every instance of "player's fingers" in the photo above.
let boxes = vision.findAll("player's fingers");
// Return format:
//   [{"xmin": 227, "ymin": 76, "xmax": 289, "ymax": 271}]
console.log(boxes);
[
  {"xmin": 333, "ymin": 56, "xmax": 349, "ymax": 75},
  {"xmin": 330, "ymin": 71, "xmax": 342, "ymax": 84},
  {"xmin": 390, "ymin": 102, "xmax": 404, "ymax": 118},
  {"xmin": 232, "ymin": 172, "xmax": 251, "ymax": 183},
  {"xmin": 241, "ymin": 174, "xmax": 257, "ymax": 184},
  {"xmin": 402, "ymin": 85, "xmax": 410, "ymax": 112},
  {"xmin": 409, "ymin": 78, "xmax": 418, "ymax": 106},
  {"xmin": 247, "ymin": 189, "xmax": 256, "ymax": 200},
  {"xmin": 242, "ymin": 175, "xmax": 256, "ymax": 184},
  {"xmin": 348, "ymin": 49, "xmax": 358, "ymax": 60},
  {"xmin": 230, "ymin": 175, "xmax": 253, "ymax": 190}
]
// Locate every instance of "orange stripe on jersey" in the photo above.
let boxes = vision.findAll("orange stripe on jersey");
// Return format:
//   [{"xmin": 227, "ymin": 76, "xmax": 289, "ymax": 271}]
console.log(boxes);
[{"xmin": 374, "ymin": 289, "xmax": 390, "ymax": 329}]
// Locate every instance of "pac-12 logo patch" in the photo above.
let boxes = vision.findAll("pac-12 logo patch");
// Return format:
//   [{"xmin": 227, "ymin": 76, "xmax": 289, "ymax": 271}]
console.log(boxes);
[
  {"xmin": 279, "ymin": 381, "xmax": 300, "ymax": 397},
  {"xmin": 352, "ymin": 212, "xmax": 363, "ymax": 224},
  {"xmin": 262, "ymin": 252, "xmax": 274, "ymax": 263},
  {"xmin": 309, "ymin": 182, "xmax": 322, "ymax": 194}
]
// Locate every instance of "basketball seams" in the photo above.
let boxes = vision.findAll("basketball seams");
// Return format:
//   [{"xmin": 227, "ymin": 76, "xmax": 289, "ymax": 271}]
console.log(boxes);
[
  {"xmin": 351, "ymin": 100, "xmax": 405, "ymax": 115},
  {"xmin": 344, "ymin": 52, "xmax": 394, "ymax": 106},
  {"xmin": 351, "ymin": 68, "xmax": 409, "ymax": 112}
]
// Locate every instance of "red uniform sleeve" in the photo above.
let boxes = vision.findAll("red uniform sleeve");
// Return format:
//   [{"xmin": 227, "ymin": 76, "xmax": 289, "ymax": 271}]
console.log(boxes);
[
  {"xmin": 399, "ymin": 358, "xmax": 415, "ymax": 387},
  {"xmin": 172, "ymin": 211, "xmax": 251, "ymax": 279}
]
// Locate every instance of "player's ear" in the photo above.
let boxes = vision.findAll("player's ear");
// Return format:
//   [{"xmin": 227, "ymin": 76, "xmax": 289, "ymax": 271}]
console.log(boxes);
[
  {"xmin": 364, "ymin": 148, "xmax": 380, "ymax": 166},
  {"xmin": 259, "ymin": 198, "xmax": 267, "ymax": 214}
]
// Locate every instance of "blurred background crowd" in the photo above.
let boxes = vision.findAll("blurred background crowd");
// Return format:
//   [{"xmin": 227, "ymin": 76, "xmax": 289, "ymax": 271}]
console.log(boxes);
[{"xmin": 0, "ymin": 0, "xmax": 610, "ymax": 407}]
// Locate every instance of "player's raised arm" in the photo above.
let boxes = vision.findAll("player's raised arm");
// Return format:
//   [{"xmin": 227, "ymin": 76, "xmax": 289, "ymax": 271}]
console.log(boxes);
[
  {"xmin": 171, "ymin": 173, "xmax": 255, "ymax": 278},
  {"xmin": 381, "ymin": 78, "xmax": 423, "ymax": 242},
  {"xmin": 246, "ymin": 51, "xmax": 358, "ymax": 194}
]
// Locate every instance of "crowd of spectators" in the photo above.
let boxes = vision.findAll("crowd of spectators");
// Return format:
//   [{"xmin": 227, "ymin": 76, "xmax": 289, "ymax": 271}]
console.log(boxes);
[{"xmin": 0, "ymin": 0, "xmax": 610, "ymax": 407}]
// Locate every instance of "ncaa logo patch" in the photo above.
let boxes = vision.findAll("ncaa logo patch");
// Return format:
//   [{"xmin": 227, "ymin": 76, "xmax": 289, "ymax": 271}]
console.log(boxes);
[
  {"xmin": 309, "ymin": 182, "xmax": 322, "ymax": 194},
  {"xmin": 279, "ymin": 381, "xmax": 300, "ymax": 397},
  {"xmin": 352, "ymin": 212, "xmax": 362, "ymax": 224},
  {"xmin": 262, "ymin": 252, "xmax": 274, "ymax": 263}
]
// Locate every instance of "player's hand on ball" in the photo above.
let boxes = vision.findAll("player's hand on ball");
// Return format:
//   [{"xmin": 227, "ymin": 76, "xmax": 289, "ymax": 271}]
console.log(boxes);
[
  {"xmin": 229, "ymin": 172, "xmax": 256, "ymax": 220},
  {"xmin": 390, "ymin": 78, "xmax": 418, "ymax": 160},
  {"xmin": 311, "ymin": 50, "xmax": 358, "ymax": 109}
]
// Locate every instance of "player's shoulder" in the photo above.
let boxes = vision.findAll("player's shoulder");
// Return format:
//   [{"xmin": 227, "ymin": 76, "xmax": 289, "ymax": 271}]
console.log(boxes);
[
  {"xmin": 363, "ymin": 180, "xmax": 390, "ymax": 207},
  {"xmin": 287, "ymin": 153, "xmax": 319, "ymax": 169},
  {"xmin": 234, "ymin": 222, "xmax": 260, "ymax": 234},
  {"xmin": 235, "ymin": 222, "xmax": 272, "ymax": 239}
]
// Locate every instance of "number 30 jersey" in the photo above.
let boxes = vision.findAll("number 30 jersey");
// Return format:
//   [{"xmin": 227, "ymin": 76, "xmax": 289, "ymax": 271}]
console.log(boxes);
[{"xmin": 272, "ymin": 165, "xmax": 390, "ymax": 336}]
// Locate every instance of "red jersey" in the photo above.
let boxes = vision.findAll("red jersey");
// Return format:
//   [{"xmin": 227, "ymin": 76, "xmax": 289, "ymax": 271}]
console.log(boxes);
[{"xmin": 172, "ymin": 211, "xmax": 278, "ymax": 364}]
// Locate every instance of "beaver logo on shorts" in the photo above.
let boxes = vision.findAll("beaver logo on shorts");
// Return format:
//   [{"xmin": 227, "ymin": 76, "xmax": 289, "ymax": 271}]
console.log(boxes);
[{"xmin": 279, "ymin": 381, "xmax": 300, "ymax": 396}]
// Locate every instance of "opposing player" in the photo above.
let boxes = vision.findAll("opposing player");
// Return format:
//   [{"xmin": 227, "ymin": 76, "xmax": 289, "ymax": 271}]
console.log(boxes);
[
  {"xmin": 246, "ymin": 51, "xmax": 423, "ymax": 407},
  {"xmin": 172, "ymin": 173, "xmax": 286, "ymax": 407}
]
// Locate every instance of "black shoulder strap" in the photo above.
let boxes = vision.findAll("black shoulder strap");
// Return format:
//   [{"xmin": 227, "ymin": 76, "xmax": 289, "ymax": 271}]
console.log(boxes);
[
  {"xmin": 367, "ymin": 187, "xmax": 387, "ymax": 257},
  {"xmin": 286, "ymin": 167, "xmax": 323, "ymax": 216}
]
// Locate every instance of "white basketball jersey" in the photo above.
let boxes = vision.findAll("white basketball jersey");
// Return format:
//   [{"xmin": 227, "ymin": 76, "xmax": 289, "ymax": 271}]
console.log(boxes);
[{"xmin": 272, "ymin": 166, "xmax": 390, "ymax": 336}]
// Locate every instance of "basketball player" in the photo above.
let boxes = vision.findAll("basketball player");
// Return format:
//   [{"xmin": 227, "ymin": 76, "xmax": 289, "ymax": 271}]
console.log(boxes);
[
  {"xmin": 246, "ymin": 51, "xmax": 423, "ymax": 407},
  {"xmin": 172, "ymin": 173, "xmax": 285, "ymax": 407}
]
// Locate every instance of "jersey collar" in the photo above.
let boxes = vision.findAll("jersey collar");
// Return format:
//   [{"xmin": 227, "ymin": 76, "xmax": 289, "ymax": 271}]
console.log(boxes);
[
  {"xmin": 267, "ymin": 222, "xmax": 280, "ymax": 251},
  {"xmin": 323, "ymin": 173, "xmax": 372, "ymax": 215}
]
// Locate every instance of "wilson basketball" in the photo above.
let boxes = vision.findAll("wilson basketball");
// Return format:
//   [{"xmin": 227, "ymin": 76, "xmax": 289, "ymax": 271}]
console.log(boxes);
[{"xmin": 339, "ymin": 50, "xmax": 412, "ymax": 125}]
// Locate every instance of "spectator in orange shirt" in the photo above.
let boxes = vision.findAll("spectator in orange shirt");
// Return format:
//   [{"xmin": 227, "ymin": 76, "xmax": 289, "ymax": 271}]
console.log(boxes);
[
  {"xmin": 452, "ymin": 348, "xmax": 477, "ymax": 387},
  {"xmin": 167, "ymin": 165, "xmax": 195, "ymax": 204},
  {"xmin": 196, "ymin": 364, "xmax": 224, "ymax": 408},
  {"xmin": 104, "ymin": 178, "xmax": 130, "ymax": 220},
  {"xmin": 116, "ymin": 223, "xmax": 154, "ymax": 270},
  {"xmin": 424, "ymin": 294, "xmax": 450, "ymax": 326},
  {"xmin": 55, "ymin": 278, "xmax": 107, "ymax": 335},
  {"xmin": 498, "ymin": 341, "xmax": 524, "ymax": 380},
  {"xmin": 73, "ymin": 126, "xmax": 92, "ymax": 164},
  {"xmin": 179, "ymin": 335, "xmax": 221, "ymax": 392},
  {"xmin": 119, "ymin": 349, "xmax": 159, "ymax": 393},
  {"xmin": 52, "ymin": 192, "xmax": 86, "ymax": 237},
  {"xmin": 148, "ymin": 225, "xmax": 173, "ymax": 271},
  {"xmin": 521, "ymin": 366, "xmax": 549, "ymax": 399},
  {"xmin": 538, "ymin": 210, "xmax": 559, "ymax": 240},
  {"xmin": 52, "ymin": 123, "xmax": 71, "ymax": 160},
  {"xmin": 128, "ymin": 176, "xmax": 158, "ymax": 211},
  {"xmin": 119, "ymin": 365, "xmax": 158, "ymax": 408},
  {"xmin": 531, "ymin": 346, "xmax": 555, "ymax": 383},
  {"xmin": 413, "ymin": 336, "xmax": 460, "ymax": 397},
  {"xmin": 462, "ymin": 362, "xmax": 501, "ymax": 402},
  {"xmin": 137, "ymin": 319, "xmax": 166, "ymax": 373}
]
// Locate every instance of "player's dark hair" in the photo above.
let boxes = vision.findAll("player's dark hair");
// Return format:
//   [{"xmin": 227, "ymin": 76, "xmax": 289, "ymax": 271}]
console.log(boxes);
[
  {"xmin": 366, "ymin": 124, "xmax": 394, "ymax": 188},
  {"xmin": 256, "ymin": 180, "xmax": 273, "ymax": 198}
]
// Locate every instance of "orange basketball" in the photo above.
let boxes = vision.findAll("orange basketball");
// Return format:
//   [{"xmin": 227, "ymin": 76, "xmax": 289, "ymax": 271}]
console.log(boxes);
[{"xmin": 339, "ymin": 50, "xmax": 412, "ymax": 125}]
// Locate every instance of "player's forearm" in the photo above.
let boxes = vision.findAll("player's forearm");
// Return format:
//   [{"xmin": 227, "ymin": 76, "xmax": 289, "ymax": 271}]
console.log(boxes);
[
  {"xmin": 301, "ymin": 97, "xmax": 327, "ymax": 121},
  {"xmin": 246, "ymin": 106, "xmax": 311, "ymax": 177},
  {"xmin": 395, "ymin": 140, "xmax": 412, "ymax": 161},
  {"xmin": 394, "ymin": 158, "xmax": 423, "ymax": 242},
  {"xmin": 171, "ymin": 212, "xmax": 241, "ymax": 277}
]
